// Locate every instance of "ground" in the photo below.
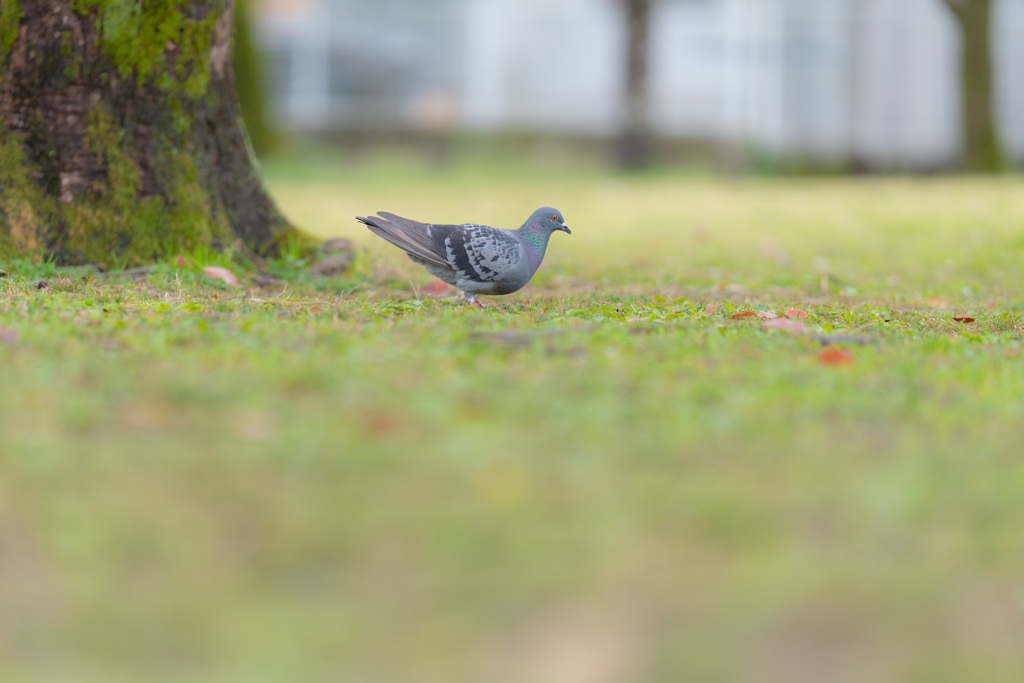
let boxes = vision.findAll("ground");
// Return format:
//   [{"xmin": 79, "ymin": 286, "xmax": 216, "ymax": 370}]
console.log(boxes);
[{"xmin": 2, "ymin": 149, "xmax": 1024, "ymax": 683}]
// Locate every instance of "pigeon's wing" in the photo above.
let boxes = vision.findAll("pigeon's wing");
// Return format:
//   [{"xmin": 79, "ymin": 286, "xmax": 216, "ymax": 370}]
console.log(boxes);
[
  {"xmin": 357, "ymin": 212, "xmax": 449, "ymax": 269},
  {"xmin": 358, "ymin": 213, "xmax": 524, "ymax": 285},
  {"xmin": 431, "ymin": 224, "xmax": 524, "ymax": 284}
]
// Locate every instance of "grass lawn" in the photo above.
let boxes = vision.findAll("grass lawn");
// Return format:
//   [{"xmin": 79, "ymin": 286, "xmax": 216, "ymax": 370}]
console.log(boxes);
[{"xmin": 3, "ymin": 151, "xmax": 1024, "ymax": 682}]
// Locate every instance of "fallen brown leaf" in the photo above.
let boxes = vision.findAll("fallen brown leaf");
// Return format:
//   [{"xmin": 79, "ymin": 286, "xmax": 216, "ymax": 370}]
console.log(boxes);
[
  {"xmin": 757, "ymin": 311, "xmax": 778, "ymax": 320},
  {"xmin": 952, "ymin": 316, "xmax": 975, "ymax": 323},
  {"xmin": 202, "ymin": 266, "xmax": 241, "ymax": 287},
  {"xmin": 730, "ymin": 311, "xmax": 759, "ymax": 319},
  {"xmin": 785, "ymin": 309, "xmax": 808, "ymax": 319},
  {"xmin": 818, "ymin": 348, "xmax": 855, "ymax": 366},
  {"xmin": 420, "ymin": 280, "xmax": 451, "ymax": 295},
  {"xmin": 764, "ymin": 318, "xmax": 806, "ymax": 333}
]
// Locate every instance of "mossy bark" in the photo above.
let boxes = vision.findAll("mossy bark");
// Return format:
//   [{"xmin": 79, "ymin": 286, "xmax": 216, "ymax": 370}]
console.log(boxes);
[
  {"xmin": 233, "ymin": 0, "xmax": 273, "ymax": 157},
  {"xmin": 0, "ymin": 0, "xmax": 297, "ymax": 265},
  {"xmin": 943, "ymin": 0, "xmax": 1004, "ymax": 172}
]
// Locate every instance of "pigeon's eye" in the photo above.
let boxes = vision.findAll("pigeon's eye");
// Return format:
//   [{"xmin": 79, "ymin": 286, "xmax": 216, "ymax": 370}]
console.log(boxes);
[{"xmin": 550, "ymin": 214, "xmax": 558, "ymax": 221}]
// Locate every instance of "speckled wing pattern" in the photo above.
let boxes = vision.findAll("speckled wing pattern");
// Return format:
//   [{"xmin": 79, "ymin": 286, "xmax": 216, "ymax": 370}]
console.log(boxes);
[{"xmin": 429, "ymin": 223, "xmax": 523, "ymax": 285}]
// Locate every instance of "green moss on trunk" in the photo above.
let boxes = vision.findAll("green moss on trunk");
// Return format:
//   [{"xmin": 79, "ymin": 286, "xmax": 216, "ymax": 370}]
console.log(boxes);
[
  {"xmin": 0, "ymin": 0, "xmax": 20, "ymax": 67},
  {"xmin": 71, "ymin": 0, "xmax": 222, "ymax": 98},
  {"xmin": 58, "ymin": 108, "xmax": 226, "ymax": 264},
  {"xmin": 234, "ymin": 0, "xmax": 273, "ymax": 156},
  {"xmin": 1, "ymin": 0, "xmax": 297, "ymax": 266},
  {"xmin": 0, "ymin": 136, "xmax": 55, "ymax": 260}
]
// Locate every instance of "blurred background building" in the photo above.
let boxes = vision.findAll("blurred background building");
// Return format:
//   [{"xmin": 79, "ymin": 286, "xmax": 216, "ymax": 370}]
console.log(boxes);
[{"xmin": 250, "ymin": 0, "xmax": 1024, "ymax": 169}]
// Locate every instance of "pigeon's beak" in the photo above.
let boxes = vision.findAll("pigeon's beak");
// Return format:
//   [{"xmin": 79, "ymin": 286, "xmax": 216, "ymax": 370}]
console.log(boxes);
[{"xmin": 559, "ymin": 222, "xmax": 571, "ymax": 235}]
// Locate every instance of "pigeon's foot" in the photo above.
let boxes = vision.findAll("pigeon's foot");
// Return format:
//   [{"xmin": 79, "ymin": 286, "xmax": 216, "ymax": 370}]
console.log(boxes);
[{"xmin": 463, "ymin": 293, "xmax": 488, "ymax": 309}]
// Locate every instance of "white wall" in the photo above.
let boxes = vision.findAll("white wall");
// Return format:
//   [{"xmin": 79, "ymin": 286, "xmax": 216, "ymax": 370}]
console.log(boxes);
[{"xmin": 255, "ymin": 0, "xmax": 1024, "ymax": 166}]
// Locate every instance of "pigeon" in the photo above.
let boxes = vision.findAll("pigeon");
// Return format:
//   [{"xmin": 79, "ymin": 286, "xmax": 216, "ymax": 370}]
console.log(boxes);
[{"xmin": 356, "ymin": 207, "xmax": 570, "ymax": 307}]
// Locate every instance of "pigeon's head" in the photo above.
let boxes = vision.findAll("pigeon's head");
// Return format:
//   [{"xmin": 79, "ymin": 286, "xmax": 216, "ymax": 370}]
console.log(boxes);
[{"xmin": 529, "ymin": 207, "xmax": 571, "ymax": 235}]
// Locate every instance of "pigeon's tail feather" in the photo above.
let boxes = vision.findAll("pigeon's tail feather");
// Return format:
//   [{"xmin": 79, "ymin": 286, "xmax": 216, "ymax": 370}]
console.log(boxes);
[{"xmin": 357, "ymin": 214, "xmax": 449, "ymax": 269}]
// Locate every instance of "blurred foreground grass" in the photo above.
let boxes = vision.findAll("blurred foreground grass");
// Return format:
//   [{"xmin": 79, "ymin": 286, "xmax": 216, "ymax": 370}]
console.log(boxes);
[{"xmin": 3, "ymin": 153, "xmax": 1024, "ymax": 682}]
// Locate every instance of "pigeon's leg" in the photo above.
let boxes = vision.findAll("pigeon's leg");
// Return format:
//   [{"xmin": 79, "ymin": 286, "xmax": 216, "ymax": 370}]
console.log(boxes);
[{"xmin": 463, "ymin": 292, "xmax": 488, "ymax": 309}]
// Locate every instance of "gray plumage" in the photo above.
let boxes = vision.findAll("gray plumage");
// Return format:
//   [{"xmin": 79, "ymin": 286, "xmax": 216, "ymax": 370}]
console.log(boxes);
[{"xmin": 357, "ymin": 207, "xmax": 570, "ymax": 305}]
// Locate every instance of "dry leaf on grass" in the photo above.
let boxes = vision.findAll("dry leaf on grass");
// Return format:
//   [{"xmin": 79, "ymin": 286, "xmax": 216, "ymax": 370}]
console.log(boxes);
[
  {"xmin": 785, "ymin": 309, "xmax": 809, "ymax": 318},
  {"xmin": 818, "ymin": 348, "xmax": 855, "ymax": 366},
  {"xmin": 419, "ymin": 280, "xmax": 452, "ymax": 295},
  {"xmin": 202, "ymin": 266, "xmax": 241, "ymax": 287},
  {"xmin": 699, "ymin": 303, "xmax": 718, "ymax": 316},
  {"xmin": 732, "ymin": 310, "xmax": 780, "ymax": 320},
  {"xmin": 764, "ymin": 318, "xmax": 807, "ymax": 333},
  {"xmin": 952, "ymin": 316, "xmax": 975, "ymax": 323}
]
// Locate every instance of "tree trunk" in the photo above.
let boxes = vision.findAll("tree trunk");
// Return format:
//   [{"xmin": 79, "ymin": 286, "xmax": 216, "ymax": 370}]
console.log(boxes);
[
  {"xmin": 234, "ymin": 0, "xmax": 273, "ymax": 157},
  {"xmin": 943, "ymin": 0, "xmax": 1004, "ymax": 172},
  {"xmin": 0, "ymin": 0, "xmax": 298, "ymax": 266},
  {"xmin": 615, "ymin": 0, "xmax": 651, "ymax": 170}
]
